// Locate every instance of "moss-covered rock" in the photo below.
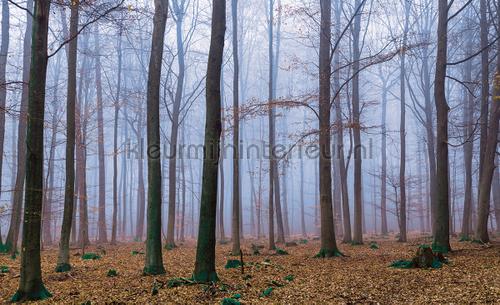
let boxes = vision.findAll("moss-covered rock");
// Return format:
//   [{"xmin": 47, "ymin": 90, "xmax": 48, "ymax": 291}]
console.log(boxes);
[
  {"xmin": 225, "ymin": 259, "xmax": 242, "ymax": 269},
  {"xmin": 81, "ymin": 253, "xmax": 101, "ymax": 260}
]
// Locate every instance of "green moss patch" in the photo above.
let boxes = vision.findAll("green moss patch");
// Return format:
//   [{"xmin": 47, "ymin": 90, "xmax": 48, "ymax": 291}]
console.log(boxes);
[
  {"xmin": 261, "ymin": 287, "xmax": 273, "ymax": 297},
  {"xmin": 221, "ymin": 297, "xmax": 241, "ymax": 305},
  {"xmin": 225, "ymin": 259, "xmax": 242, "ymax": 269},
  {"xmin": 0, "ymin": 265, "xmax": 9, "ymax": 273},
  {"xmin": 369, "ymin": 242, "xmax": 379, "ymax": 249},
  {"xmin": 81, "ymin": 253, "xmax": 101, "ymax": 260},
  {"xmin": 284, "ymin": 274, "xmax": 294, "ymax": 282},
  {"xmin": 275, "ymin": 248, "xmax": 288, "ymax": 255},
  {"xmin": 391, "ymin": 245, "xmax": 448, "ymax": 269},
  {"xmin": 107, "ymin": 269, "xmax": 118, "ymax": 277},
  {"xmin": 167, "ymin": 277, "xmax": 196, "ymax": 288}
]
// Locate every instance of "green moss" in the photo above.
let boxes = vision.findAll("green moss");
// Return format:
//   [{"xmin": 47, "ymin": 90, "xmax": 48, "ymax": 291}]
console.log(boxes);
[
  {"xmin": 315, "ymin": 248, "xmax": 344, "ymax": 258},
  {"xmin": 260, "ymin": 287, "xmax": 273, "ymax": 297},
  {"xmin": 225, "ymin": 259, "xmax": 242, "ymax": 269},
  {"xmin": 275, "ymin": 248, "xmax": 288, "ymax": 255},
  {"xmin": 390, "ymin": 260, "xmax": 415, "ymax": 269},
  {"xmin": 10, "ymin": 284, "xmax": 52, "ymax": 302},
  {"xmin": 221, "ymin": 297, "xmax": 241, "ymax": 305},
  {"xmin": 143, "ymin": 265, "xmax": 166, "ymax": 275},
  {"xmin": 284, "ymin": 274, "xmax": 294, "ymax": 282},
  {"xmin": 81, "ymin": 253, "xmax": 101, "ymax": 260},
  {"xmin": 55, "ymin": 263, "xmax": 72, "ymax": 273},
  {"xmin": 270, "ymin": 280, "xmax": 284, "ymax": 287},
  {"xmin": 0, "ymin": 242, "xmax": 7, "ymax": 253},
  {"xmin": 369, "ymin": 242, "xmax": 379, "ymax": 249},
  {"xmin": 107, "ymin": 269, "xmax": 118, "ymax": 277},
  {"xmin": 0, "ymin": 265, "xmax": 9, "ymax": 273},
  {"xmin": 232, "ymin": 293, "xmax": 241, "ymax": 299},
  {"xmin": 299, "ymin": 239, "xmax": 308, "ymax": 244}
]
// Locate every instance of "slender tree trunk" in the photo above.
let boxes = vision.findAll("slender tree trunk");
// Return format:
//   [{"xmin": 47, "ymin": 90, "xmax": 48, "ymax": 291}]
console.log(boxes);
[
  {"xmin": 11, "ymin": 0, "xmax": 52, "ymax": 300},
  {"xmin": 267, "ymin": 0, "xmax": 276, "ymax": 250},
  {"xmin": 493, "ymin": 159, "xmax": 500, "ymax": 233},
  {"xmin": 380, "ymin": 81, "xmax": 388, "ymax": 235},
  {"xmin": 180, "ymin": 127, "xmax": 186, "ymax": 242},
  {"xmin": 218, "ymin": 110, "xmax": 226, "ymax": 241},
  {"xmin": 231, "ymin": 0, "xmax": 241, "ymax": 255},
  {"xmin": 111, "ymin": 30, "xmax": 123, "ymax": 245},
  {"xmin": 0, "ymin": 1, "xmax": 9, "ymax": 235},
  {"xmin": 5, "ymin": 0, "xmax": 33, "ymax": 254},
  {"xmin": 95, "ymin": 29, "xmax": 108, "ymax": 243},
  {"xmin": 334, "ymin": 0, "xmax": 351, "ymax": 243},
  {"xmin": 398, "ymin": 0, "xmax": 409, "ymax": 242},
  {"xmin": 461, "ymin": 31, "xmax": 474, "ymax": 238},
  {"xmin": 300, "ymin": 133, "xmax": 306, "ymax": 237},
  {"xmin": 193, "ymin": 0, "xmax": 225, "ymax": 282},
  {"xmin": 166, "ymin": 2, "xmax": 186, "ymax": 248},
  {"xmin": 136, "ymin": 110, "xmax": 145, "ymax": 241},
  {"xmin": 351, "ymin": 0, "xmax": 363, "ymax": 245},
  {"xmin": 432, "ymin": 0, "xmax": 451, "ymax": 253},
  {"xmin": 57, "ymin": 0, "xmax": 79, "ymax": 272},
  {"xmin": 143, "ymin": 0, "xmax": 168, "ymax": 275}
]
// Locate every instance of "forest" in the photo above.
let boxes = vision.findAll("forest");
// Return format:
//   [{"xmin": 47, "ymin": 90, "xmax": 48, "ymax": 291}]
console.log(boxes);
[{"xmin": 0, "ymin": 0, "xmax": 499, "ymax": 303}]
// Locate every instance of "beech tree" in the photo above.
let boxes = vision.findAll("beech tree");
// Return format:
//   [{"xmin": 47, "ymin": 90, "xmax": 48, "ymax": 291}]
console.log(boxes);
[
  {"xmin": 11, "ymin": 0, "xmax": 52, "ymax": 301},
  {"xmin": 57, "ymin": 0, "xmax": 79, "ymax": 272},
  {"xmin": 143, "ymin": 0, "xmax": 168, "ymax": 275},
  {"xmin": 193, "ymin": 0, "xmax": 226, "ymax": 282}
]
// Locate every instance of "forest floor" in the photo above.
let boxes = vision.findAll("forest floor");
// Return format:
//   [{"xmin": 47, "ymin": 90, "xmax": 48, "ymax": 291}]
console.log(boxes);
[{"xmin": 1, "ymin": 234, "xmax": 499, "ymax": 304}]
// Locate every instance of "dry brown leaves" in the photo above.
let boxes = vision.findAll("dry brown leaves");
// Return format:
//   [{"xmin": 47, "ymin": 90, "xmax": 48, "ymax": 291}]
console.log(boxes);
[{"xmin": 0, "ymin": 235, "xmax": 499, "ymax": 304}]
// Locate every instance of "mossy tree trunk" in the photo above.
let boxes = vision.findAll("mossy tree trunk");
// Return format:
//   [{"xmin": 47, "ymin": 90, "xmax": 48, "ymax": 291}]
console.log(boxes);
[
  {"xmin": 57, "ymin": 0, "xmax": 79, "ymax": 273},
  {"xmin": 11, "ymin": 0, "xmax": 52, "ymax": 301},
  {"xmin": 143, "ymin": 0, "xmax": 168, "ymax": 275},
  {"xmin": 193, "ymin": 0, "xmax": 225, "ymax": 282}
]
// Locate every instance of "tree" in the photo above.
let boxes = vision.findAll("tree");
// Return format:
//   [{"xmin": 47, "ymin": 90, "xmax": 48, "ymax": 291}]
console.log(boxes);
[
  {"xmin": 111, "ymin": 28, "xmax": 123, "ymax": 245},
  {"xmin": 398, "ymin": 0, "xmax": 410, "ymax": 243},
  {"xmin": 143, "ymin": 0, "xmax": 168, "ymax": 275},
  {"xmin": 11, "ymin": 0, "xmax": 52, "ymax": 301},
  {"xmin": 432, "ymin": 0, "xmax": 450, "ymax": 253},
  {"xmin": 5, "ymin": 0, "xmax": 33, "ymax": 254},
  {"xmin": 475, "ymin": 3, "xmax": 500, "ymax": 243},
  {"xmin": 351, "ymin": 0, "xmax": 364, "ymax": 245},
  {"xmin": 193, "ymin": 0, "xmax": 226, "ymax": 282},
  {"xmin": 231, "ymin": 0, "xmax": 241, "ymax": 256},
  {"xmin": 317, "ymin": 0, "xmax": 341, "ymax": 257},
  {"xmin": 56, "ymin": 0, "xmax": 79, "ymax": 272},
  {"xmin": 333, "ymin": 0, "xmax": 351, "ymax": 243},
  {"xmin": 0, "ymin": 1, "xmax": 9, "ymax": 237},
  {"xmin": 95, "ymin": 28, "xmax": 108, "ymax": 243}
]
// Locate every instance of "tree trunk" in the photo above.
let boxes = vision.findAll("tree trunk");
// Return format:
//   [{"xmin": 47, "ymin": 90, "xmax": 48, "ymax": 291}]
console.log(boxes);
[
  {"xmin": 0, "ymin": 0, "xmax": 9, "ymax": 236},
  {"xmin": 231, "ymin": 0, "xmax": 241, "ymax": 255},
  {"xmin": 136, "ymin": 110, "xmax": 145, "ymax": 241},
  {"xmin": 493, "ymin": 160, "xmax": 500, "ymax": 233},
  {"xmin": 398, "ymin": 0, "xmax": 409, "ymax": 243},
  {"xmin": 11, "ymin": 0, "xmax": 52, "ymax": 300},
  {"xmin": 5, "ymin": 0, "xmax": 33, "ymax": 254},
  {"xmin": 143, "ymin": 0, "xmax": 168, "ymax": 275},
  {"xmin": 380, "ymin": 79, "xmax": 388, "ymax": 235},
  {"xmin": 111, "ymin": 31, "xmax": 123, "ymax": 245},
  {"xmin": 475, "ymin": 6, "xmax": 500, "ymax": 242},
  {"xmin": 351, "ymin": 0, "xmax": 363, "ymax": 245},
  {"xmin": 193, "ymin": 0, "xmax": 225, "ymax": 282},
  {"xmin": 95, "ymin": 29, "xmax": 108, "ymax": 243},
  {"xmin": 318, "ymin": 0, "xmax": 340, "ymax": 257},
  {"xmin": 166, "ymin": 2, "xmax": 187, "ymax": 248},
  {"xmin": 57, "ymin": 0, "xmax": 79, "ymax": 272},
  {"xmin": 461, "ymin": 28, "xmax": 474, "ymax": 238},
  {"xmin": 218, "ymin": 109, "xmax": 226, "ymax": 241},
  {"xmin": 478, "ymin": 0, "xmax": 489, "ymax": 184},
  {"xmin": 432, "ymin": 0, "xmax": 451, "ymax": 253},
  {"xmin": 334, "ymin": 0, "xmax": 351, "ymax": 242}
]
